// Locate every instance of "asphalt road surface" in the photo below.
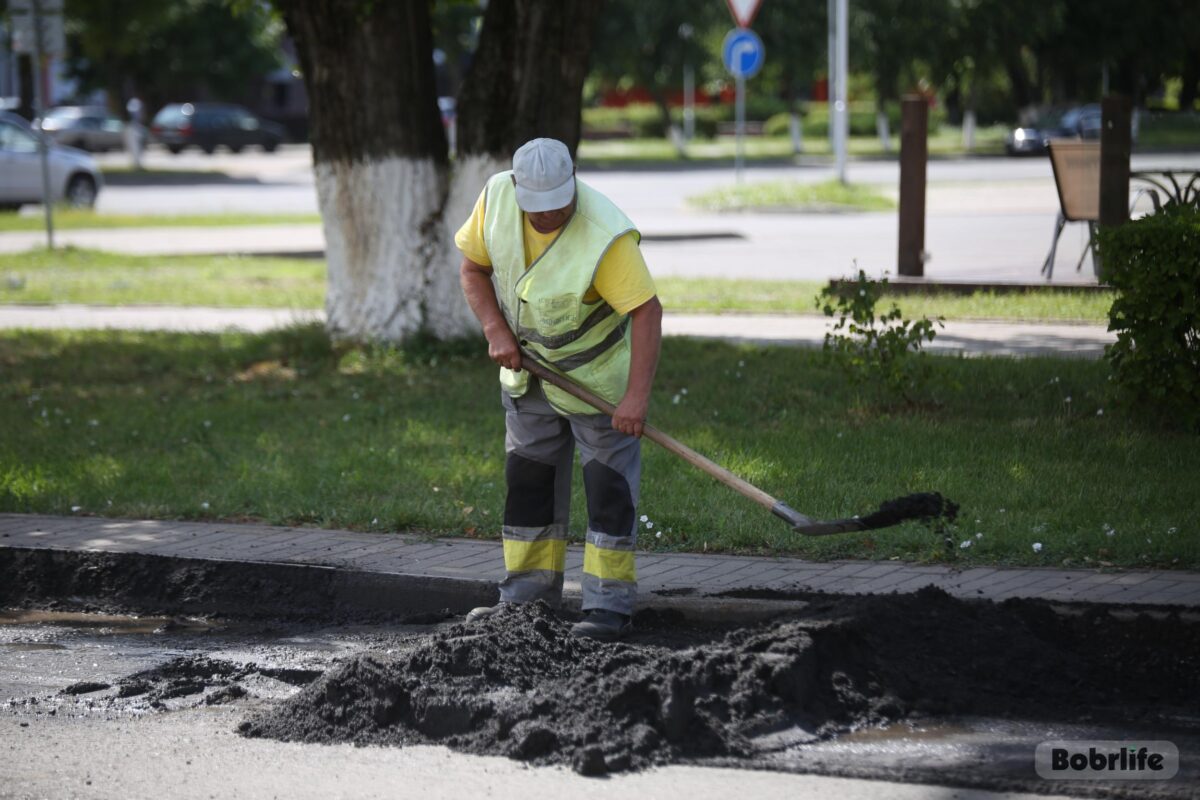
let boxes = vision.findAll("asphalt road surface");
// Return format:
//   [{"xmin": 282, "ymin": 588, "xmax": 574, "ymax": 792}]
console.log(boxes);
[
  {"xmin": 0, "ymin": 609, "xmax": 1087, "ymax": 800},
  {"xmin": 90, "ymin": 147, "xmax": 1200, "ymax": 284}
]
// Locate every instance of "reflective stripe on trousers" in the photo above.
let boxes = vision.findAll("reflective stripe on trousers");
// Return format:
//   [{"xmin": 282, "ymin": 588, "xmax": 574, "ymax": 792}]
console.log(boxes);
[{"xmin": 500, "ymin": 379, "xmax": 640, "ymax": 615}]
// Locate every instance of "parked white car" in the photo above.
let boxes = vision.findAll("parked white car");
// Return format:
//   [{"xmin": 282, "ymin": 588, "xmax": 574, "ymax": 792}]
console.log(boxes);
[{"xmin": 0, "ymin": 111, "xmax": 103, "ymax": 210}]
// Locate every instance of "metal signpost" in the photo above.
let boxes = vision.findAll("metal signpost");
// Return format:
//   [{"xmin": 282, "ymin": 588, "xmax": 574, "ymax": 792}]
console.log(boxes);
[
  {"xmin": 833, "ymin": 0, "xmax": 848, "ymax": 185},
  {"xmin": 11, "ymin": 0, "xmax": 65, "ymax": 249},
  {"xmin": 722, "ymin": 28, "xmax": 765, "ymax": 184}
]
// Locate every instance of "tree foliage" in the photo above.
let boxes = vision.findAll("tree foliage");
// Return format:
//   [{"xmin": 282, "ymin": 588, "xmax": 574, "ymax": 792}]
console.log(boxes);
[{"xmin": 61, "ymin": 0, "xmax": 282, "ymax": 114}]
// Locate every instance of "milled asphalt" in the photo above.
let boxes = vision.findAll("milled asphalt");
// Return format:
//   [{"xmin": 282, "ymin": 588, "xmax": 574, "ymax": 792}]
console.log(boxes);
[{"xmin": 4, "ymin": 513, "xmax": 1199, "ymax": 615}]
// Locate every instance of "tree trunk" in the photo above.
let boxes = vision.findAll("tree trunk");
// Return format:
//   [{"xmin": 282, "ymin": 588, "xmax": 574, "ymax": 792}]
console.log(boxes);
[
  {"xmin": 16, "ymin": 55, "xmax": 35, "ymax": 121},
  {"xmin": 1003, "ymin": 52, "xmax": 1035, "ymax": 110},
  {"xmin": 456, "ymin": 0, "xmax": 601, "ymax": 161},
  {"xmin": 1181, "ymin": 53, "xmax": 1200, "ymax": 112},
  {"xmin": 446, "ymin": 0, "xmax": 602, "ymax": 332},
  {"xmin": 875, "ymin": 97, "xmax": 891, "ymax": 153},
  {"xmin": 281, "ymin": 0, "xmax": 599, "ymax": 344},
  {"xmin": 279, "ymin": 0, "xmax": 467, "ymax": 341}
]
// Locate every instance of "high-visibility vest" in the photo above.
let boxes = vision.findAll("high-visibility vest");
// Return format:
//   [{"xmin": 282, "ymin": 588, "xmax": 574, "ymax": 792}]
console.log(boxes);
[{"xmin": 483, "ymin": 171, "xmax": 638, "ymax": 416}]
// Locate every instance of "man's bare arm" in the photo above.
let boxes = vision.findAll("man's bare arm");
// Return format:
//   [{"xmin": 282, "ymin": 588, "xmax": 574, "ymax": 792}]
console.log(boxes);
[
  {"xmin": 612, "ymin": 295, "xmax": 663, "ymax": 438},
  {"xmin": 459, "ymin": 257, "xmax": 522, "ymax": 371}
]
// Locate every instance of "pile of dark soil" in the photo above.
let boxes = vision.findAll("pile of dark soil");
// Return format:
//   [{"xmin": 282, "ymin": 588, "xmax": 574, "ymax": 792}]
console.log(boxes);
[
  {"xmin": 60, "ymin": 656, "xmax": 322, "ymax": 710},
  {"xmin": 240, "ymin": 588, "xmax": 1200, "ymax": 775}
]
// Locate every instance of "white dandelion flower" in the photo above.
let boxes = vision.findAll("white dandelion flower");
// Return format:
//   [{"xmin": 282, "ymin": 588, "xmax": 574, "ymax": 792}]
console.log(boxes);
[
  {"xmin": 1032, "ymin": 542, "xmax": 1043, "ymax": 553},
  {"xmin": 960, "ymin": 540, "xmax": 972, "ymax": 549},
  {"xmin": 640, "ymin": 514, "xmax": 648, "ymax": 522}
]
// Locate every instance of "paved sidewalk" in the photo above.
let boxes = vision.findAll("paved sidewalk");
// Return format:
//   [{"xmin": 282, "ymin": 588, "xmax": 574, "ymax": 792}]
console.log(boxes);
[
  {"xmin": 0, "ymin": 304, "xmax": 1114, "ymax": 357},
  {"xmin": 4, "ymin": 513, "xmax": 1197, "ymax": 608}
]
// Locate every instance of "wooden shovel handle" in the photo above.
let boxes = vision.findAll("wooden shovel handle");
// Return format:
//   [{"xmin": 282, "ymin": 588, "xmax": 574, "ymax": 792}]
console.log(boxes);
[{"xmin": 518, "ymin": 355, "xmax": 782, "ymax": 513}]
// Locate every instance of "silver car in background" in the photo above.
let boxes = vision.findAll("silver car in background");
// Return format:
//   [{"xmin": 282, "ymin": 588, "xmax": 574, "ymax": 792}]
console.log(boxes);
[
  {"xmin": 0, "ymin": 111, "xmax": 103, "ymax": 210},
  {"xmin": 35, "ymin": 105, "xmax": 126, "ymax": 152}
]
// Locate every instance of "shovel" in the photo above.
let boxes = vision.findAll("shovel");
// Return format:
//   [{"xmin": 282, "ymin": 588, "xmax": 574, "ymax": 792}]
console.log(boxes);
[{"xmin": 518, "ymin": 353, "xmax": 954, "ymax": 536}]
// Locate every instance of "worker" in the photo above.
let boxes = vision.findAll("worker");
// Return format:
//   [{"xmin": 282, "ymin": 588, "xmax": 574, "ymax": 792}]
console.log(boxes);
[{"xmin": 456, "ymin": 137, "xmax": 662, "ymax": 640}]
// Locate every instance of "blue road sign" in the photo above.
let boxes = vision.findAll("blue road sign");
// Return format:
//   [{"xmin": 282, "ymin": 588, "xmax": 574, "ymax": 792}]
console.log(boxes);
[{"xmin": 722, "ymin": 28, "xmax": 764, "ymax": 79}]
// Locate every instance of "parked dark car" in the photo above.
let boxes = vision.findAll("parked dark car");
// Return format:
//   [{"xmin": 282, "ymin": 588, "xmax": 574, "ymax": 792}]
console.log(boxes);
[
  {"xmin": 0, "ymin": 111, "xmax": 103, "ymax": 209},
  {"xmin": 35, "ymin": 106, "xmax": 125, "ymax": 152},
  {"xmin": 150, "ymin": 103, "xmax": 285, "ymax": 154},
  {"xmin": 1005, "ymin": 104, "xmax": 1106, "ymax": 156}
]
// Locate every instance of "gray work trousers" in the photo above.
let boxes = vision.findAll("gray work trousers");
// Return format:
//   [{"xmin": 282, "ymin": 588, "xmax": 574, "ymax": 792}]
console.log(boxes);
[{"xmin": 499, "ymin": 378, "xmax": 640, "ymax": 616}]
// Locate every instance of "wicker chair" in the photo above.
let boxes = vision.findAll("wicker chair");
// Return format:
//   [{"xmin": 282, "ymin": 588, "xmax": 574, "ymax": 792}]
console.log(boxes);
[{"xmin": 1042, "ymin": 140, "xmax": 1101, "ymax": 279}]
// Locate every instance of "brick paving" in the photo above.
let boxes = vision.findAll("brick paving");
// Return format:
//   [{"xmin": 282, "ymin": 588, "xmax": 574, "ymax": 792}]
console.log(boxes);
[{"xmin": 4, "ymin": 513, "xmax": 1199, "ymax": 608}]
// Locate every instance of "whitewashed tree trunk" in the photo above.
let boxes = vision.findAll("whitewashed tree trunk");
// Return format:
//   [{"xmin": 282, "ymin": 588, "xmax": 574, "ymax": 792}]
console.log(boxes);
[
  {"xmin": 283, "ymin": 0, "xmax": 598, "ymax": 344},
  {"xmin": 789, "ymin": 113, "xmax": 804, "ymax": 155},
  {"xmin": 317, "ymin": 157, "xmax": 462, "ymax": 341},
  {"xmin": 437, "ymin": 153, "xmax": 509, "ymax": 337},
  {"xmin": 876, "ymin": 110, "xmax": 892, "ymax": 153},
  {"xmin": 962, "ymin": 109, "xmax": 977, "ymax": 152}
]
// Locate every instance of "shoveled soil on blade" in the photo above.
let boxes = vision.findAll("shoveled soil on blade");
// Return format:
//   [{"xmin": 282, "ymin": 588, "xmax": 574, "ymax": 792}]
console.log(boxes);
[{"xmin": 240, "ymin": 587, "xmax": 1200, "ymax": 776}]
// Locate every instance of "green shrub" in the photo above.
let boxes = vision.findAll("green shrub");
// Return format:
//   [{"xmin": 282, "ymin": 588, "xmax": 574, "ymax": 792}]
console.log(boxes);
[
  {"xmin": 767, "ymin": 103, "xmax": 946, "ymax": 139},
  {"xmin": 763, "ymin": 111, "xmax": 797, "ymax": 137},
  {"xmin": 1099, "ymin": 205, "xmax": 1200, "ymax": 430},
  {"xmin": 817, "ymin": 270, "xmax": 943, "ymax": 400},
  {"xmin": 582, "ymin": 103, "xmax": 719, "ymax": 139},
  {"xmin": 677, "ymin": 107, "xmax": 720, "ymax": 139},
  {"xmin": 583, "ymin": 104, "xmax": 664, "ymax": 137}
]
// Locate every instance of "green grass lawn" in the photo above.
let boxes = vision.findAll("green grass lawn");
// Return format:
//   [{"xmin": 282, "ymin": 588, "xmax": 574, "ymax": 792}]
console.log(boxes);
[
  {"xmin": 1, "ymin": 327, "xmax": 1194, "ymax": 569},
  {"xmin": 655, "ymin": 277, "xmax": 1114, "ymax": 323},
  {"xmin": 578, "ymin": 128, "xmax": 1009, "ymax": 167},
  {"xmin": 0, "ymin": 248, "xmax": 324, "ymax": 308},
  {"xmin": 686, "ymin": 180, "xmax": 895, "ymax": 213},
  {"xmin": 0, "ymin": 210, "xmax": 320, "ymax": 232},
  {"xmin": 0, "ymin": 248, "xmax": 1114, "ymax": 323}
]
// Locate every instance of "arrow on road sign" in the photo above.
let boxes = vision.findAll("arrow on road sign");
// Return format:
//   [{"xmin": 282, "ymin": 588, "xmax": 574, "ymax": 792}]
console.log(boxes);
[
  {"xmin": 725, "ymin": 0, "xmax": 764, "ymax": 28},
  {"xmin": 722, "ymin": 28, "xmax": 765, "ymax": 80}
]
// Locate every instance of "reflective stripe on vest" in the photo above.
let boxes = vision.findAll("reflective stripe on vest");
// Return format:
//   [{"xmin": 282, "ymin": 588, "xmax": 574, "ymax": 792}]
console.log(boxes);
[{"xmin": 482, "ymin": 171, "xmax": 639, "ymax": 416}]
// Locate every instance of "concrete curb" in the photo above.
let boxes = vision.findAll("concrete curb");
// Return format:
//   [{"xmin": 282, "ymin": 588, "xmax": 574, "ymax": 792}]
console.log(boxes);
[
  {"xmin": 4, "ymin": 515, "xmax": 1199, "ymax": 618},
  {"xmin": 0, "ymin": 546, "xmax": 811, "ymax": 625}
]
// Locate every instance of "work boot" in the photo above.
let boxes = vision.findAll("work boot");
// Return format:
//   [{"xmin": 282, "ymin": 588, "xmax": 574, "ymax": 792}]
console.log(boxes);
[
  {"xmin": 465, "ymin": 602, "xmax": 514, "ymax": 623},
  {"xmin": 570, "ymin": 609, "xmax": 632, "ymax": 641}
]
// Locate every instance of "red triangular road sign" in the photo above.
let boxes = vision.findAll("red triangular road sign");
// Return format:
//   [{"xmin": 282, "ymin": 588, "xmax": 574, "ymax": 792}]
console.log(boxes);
[{"xmin": 725, "ymin": 0, "xmax": 764, "ymax": 28}]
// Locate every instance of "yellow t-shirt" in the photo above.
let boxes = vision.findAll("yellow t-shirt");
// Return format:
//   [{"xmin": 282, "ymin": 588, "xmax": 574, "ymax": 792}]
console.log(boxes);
[{"xmin": 454, "ymin": 186, "xmax": 657, "ymax": 315}]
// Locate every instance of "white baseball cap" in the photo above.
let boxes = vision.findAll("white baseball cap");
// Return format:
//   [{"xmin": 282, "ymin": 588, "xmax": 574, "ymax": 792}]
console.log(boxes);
[{"xmin": 512, "ymin": 138, "xmax": 576, "ymax": 212}]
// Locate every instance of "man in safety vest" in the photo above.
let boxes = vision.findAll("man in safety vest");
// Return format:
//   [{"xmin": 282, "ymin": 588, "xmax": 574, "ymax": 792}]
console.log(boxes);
[{"xmin": 456, "ymin": 137, "xmax": 662, "ymax": 640}]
